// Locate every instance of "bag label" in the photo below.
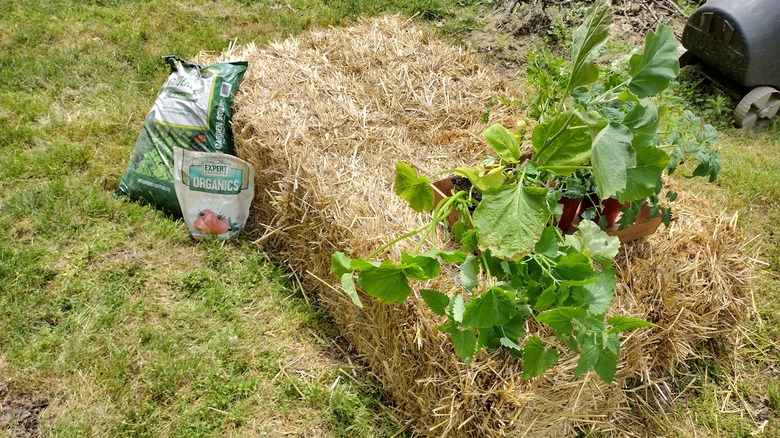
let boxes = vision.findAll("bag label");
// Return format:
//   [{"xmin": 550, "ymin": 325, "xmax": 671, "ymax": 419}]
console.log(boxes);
[
  {"xmin": 182, "ymin": 157, "xmax": 249, "ymax": 195},
  {"xmin": 174, "ymin": 147, "xmax": 255, "ymax": 239}
]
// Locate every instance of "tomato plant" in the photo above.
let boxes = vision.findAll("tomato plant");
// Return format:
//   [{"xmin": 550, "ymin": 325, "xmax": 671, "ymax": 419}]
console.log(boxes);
[{"xmin": 331, "ymin": 0, "xmax": 720, "ymax": 383}]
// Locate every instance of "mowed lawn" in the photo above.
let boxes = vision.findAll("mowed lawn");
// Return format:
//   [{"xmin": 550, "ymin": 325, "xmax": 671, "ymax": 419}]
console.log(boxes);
[{"xmin": 2, "ymin": 0, "xmax": 780, "ymax": 437}]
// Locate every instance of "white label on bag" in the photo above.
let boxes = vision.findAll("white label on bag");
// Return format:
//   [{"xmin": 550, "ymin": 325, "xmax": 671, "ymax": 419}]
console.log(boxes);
[{"xmin": 173, "ymin": 147, "xmax": 255, "ymax": 239}]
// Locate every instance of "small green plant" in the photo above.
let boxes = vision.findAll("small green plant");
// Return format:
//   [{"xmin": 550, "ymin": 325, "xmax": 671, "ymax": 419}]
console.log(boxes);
[
  {"xmin": 405, "ymin": 0, "xmax": 450, "ymax": 20},
  {"xmin": 672, "ymin": 67, "xmax": 735, "ymax": 127},
  {"xmin": 707, "ymin": 94, "xmax": 728, "ymax": 118},
  {"xmin": 332, "ymin": 1, "xmax": 722, "ymax": 383},
  {"xmin": 768, "ymin": 379, "xmax": 780, "ymax": 411},
  {"xmin": 525, "ymin": 49, "xmax": 568, "ymax": 121},
  {"xmin": 547, "ymin": 14, "xmax": 571, "ymax": 45}
]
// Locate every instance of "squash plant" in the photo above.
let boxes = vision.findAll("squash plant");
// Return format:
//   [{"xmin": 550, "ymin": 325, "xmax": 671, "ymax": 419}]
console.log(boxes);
[{"xmin": 331, "ymin": 1, "xmax": 719, "ymax": 383}]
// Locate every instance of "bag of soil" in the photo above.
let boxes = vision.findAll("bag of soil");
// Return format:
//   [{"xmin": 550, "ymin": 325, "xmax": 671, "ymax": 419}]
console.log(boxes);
[
  {"xmin": 173, "ymin": 148, "xmax": 254, "ymax": 240},
  {"xmin": 116, "ymin": 55, "xmax": 247, "ymax": 215}
]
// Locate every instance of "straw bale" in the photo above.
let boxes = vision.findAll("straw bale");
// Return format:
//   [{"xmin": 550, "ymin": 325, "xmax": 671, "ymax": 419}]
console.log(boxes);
[{"xmin": 200, "ymin": 16, "xmax": 755, "ymax": 437}]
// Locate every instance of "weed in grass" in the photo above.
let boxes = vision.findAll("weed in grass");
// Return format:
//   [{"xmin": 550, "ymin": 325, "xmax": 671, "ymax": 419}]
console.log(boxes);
[
  {"xmin": 405, "ymin": 0, "xmax": 451, "ymax": 20},
  {"xmin": 438, "ymin": 15, "xmax": 483, "ymax": 42},
  {"xmin": 672, "ymin": 67, "xmax": 737, "ymax": 128},
  {"xmin": 674, "ymin": 0, "xmax": 700, "ymax": 17},
  {"xmin": 768, "ymin": 380, "xmax": 780, "ymax": 412},
  {"xmin": 546, "ymin": 14, "xmax": 570, "ymax": 46},
  {"xmin": 328, "ymin": 384, "xmax": 379, "ymax": 438},
  {"xmin": 453, "ymin": 0, "xmax": 494, "ymax": 6}
]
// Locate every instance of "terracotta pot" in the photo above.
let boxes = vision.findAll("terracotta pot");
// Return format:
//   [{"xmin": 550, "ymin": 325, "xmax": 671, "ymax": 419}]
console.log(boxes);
[
  {"xmin": 435, "ymin": 179, "xmax": 661, "ymax": 245},
  {"xmin": 544, "ymin": 181, "xmax": 581, "ymax": 232},
  {"xmin": 431, "ymin": 178, "xmax": 459, "ymax": 229},
  {"xmin": 557, "ymin": 197, "xmax": 581, "ymax": 230},
  {"xmin": 581, "ymin": 195, "xmax": 629, "ymax": 228},
  {"xmin": 599, "ymin": 197, "xmax": 629, "ymax": 228}
]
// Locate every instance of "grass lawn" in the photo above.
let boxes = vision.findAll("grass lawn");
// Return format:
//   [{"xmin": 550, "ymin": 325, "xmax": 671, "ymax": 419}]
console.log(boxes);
[
  {"xmin": 0, "ymin": 0, "xmax": 443, "ymax": 436},
  {"xmin": 1, "ymin": 0, "xmax": 779, "ymax": 436}
]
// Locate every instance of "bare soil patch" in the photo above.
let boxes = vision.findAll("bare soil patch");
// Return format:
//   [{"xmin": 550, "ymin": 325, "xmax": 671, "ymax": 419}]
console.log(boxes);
[
  {"xmin": 466, "ymin": 0, "xmax": 685, "ymax": 76},
  {"xmin": 0, "ymin": 383, "xmax": 49, "ymax": 438}
]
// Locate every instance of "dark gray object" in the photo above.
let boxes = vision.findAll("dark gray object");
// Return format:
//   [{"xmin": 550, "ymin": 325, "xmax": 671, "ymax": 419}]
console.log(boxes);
[{"xmin": 681, "ymin": 0, "xmax": 780, "ymax": 128}]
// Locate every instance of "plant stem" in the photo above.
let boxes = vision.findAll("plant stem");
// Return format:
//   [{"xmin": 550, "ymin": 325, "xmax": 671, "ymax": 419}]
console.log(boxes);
[
  {"xmin": 366, "ymin": 223, "xmax": 433, "ymax": 260},
  {"xmin": 537, "ymin": 165, "xmax": 592, "ymax": 172},
  {"xmin": 413, "ymin": 223, "xmax": 435, "ymax": 255},
  {"xmin": 519, "ymin": 160, "xmax": 529, "ymax": 183},
  {"xmin": 588, "ymin": 79, "xmax": 630, "ymax": 106},
  {"xmin": 479, "ymin": 251, "xmax": 493, "ymax": 282},
  {"xmin": 411, "ymin": 192, "xmax": 464, "ymax": 255},
  {"xmin": 429, "ymin": 169, "xmax": 456, "ymax": 180}
]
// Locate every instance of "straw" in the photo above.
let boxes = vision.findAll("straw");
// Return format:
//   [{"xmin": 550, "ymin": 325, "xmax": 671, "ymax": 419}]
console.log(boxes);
[{"xmin": 199, "ymin": 16, "xmax": 755, "ymax": 436}]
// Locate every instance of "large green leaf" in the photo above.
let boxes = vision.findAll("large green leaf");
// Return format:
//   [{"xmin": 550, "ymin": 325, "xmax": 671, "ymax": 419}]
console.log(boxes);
[
  {"xmin": 628, "ymin": 24, "xmax": 680, "ymax": 98},
  {"xmin": 534, "ymin": 284, "xmax": 561, "ymax": 311},
  {"xmin": 591, "ymin": 123, "xmax": 635, "ymax": 200},
  {"xmin": 401, "ymin": 252, "xmax": 441, "ymax": 281},
  {"xmin": 477, "ymin": 314, "xmax": 527, "ymax": 351},
  {"xmin": 451, "ymin": 167, "xmax": 506, "ymax": 192},
  {"xmin": 607, "ymin": 315, "xmax": 654, "ymax": 333},
  {"xmin": 553, "ymin": 252, "xmax": 596, "ymax": 282},
  {"xmin": 449, "ymin": 328, "xmax": 477, "ymax": 365},
  {"xmin": 604, "ymin": 332, "xmax": 620, "ymax": 355},
  {"xmin": 534, "ymin": 227, "xmax": 560, "ymax": 257},
  {"xmin": 564, "ymin": 220, "xmax": 620, "ymax": 266},
  {"xmin": 394, "ymin": 162, "xmax": 434, "ymax": 212},
  {"xmin": 473, "ymin": 184, "xmax": 550, "ymax": 259},
  {"xmin": 476, "ymin": 172, "xmax": 507, "ymax": 191},
  {"xmin": 574, "ymin": 336, "xmax": 601, "ymax": 378},
  {"xmin": 356, "ymin": 262, "xmax": 411, "ymax": 303},
  {"xmin": 482, "ymin": 124, "xmax": 520, "ymax": 163},
  {"xmin": 619, "ymin": 142, "xmax": 669, "ymax": 202},
  {"xmin": 420, "ymin": 289, "xmax": 449, "ymax": 316},
  {"xmin": 499, "ymin": 336, "xmax": 523, "ymax": 353},
  {"xmin": 459, "ymin": 254, "xmax": 480, "ymax": 290},
  {"xmin": 622, "ymin": 99, "xmax": 660, "ymax": 148},
  {"xmin": 571, "ymin": 268, "xmax": 615, "ymax": 315},
  {"xmin": 449, "ymin": 293, "xmax": 466, "ymax": 323},
  {"xmin": 501, "ymin": 314, "xmax": 526, "ymax": 342},
  {"xmin": 618, "ymin": 100, "xmax": 667, "ymax": 202},
  {"xmin": 459, "ymin": 228, "xmax": 479, "ymax": 253},
  {"xmin": 568, "ymin": 0, "xmax": 613, "ymax": 91},
  {"xmin": 462, "ymin": 287, "xmax": 517, "ymax": 328},
  {"xmin": 522, "ymin": 336, "xmax": 559, "ymax": 379},
  {"xmin": 594, "ymin": 347, "xmax": 618, "ymax": 383},
  {"xmin": 330, "ymin": 251, "xmax": 353, "ymax": 276},
  {"xmin": 349, "ymin": 257, "xmax": 379, "ymax": 271},
  {"xmin": 532, "ymin": 110, "xmax": 592, "ymax": 172},
  {"xmin": 477, "ymin": 326, "xmax": 502, "ymax": 350},
  {"xmin": 536, "ymin": 306, "xmax": 587, "ymax": 337},
  {"xmin": 432, "ymin": 249, "xmax": 468, "ymax": 264}
]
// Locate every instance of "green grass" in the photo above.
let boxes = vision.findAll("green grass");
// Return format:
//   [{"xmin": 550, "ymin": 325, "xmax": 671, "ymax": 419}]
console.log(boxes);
[
  {"xmin": 3, "ymin": 0, "xmax": 780, "ymax": 436},
  {"xmin": 645, "ymin": 70, "xmax": 780, "ymax": 435},
  {"xmin": 0, "ymin": 0, "xmax": 456, "ymax": 436}
]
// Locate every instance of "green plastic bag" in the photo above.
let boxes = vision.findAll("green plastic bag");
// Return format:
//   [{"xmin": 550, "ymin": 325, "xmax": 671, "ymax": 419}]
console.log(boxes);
[{"xmin": 116, "ymin": 56, "xmax": 248, "ymax": 215}]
